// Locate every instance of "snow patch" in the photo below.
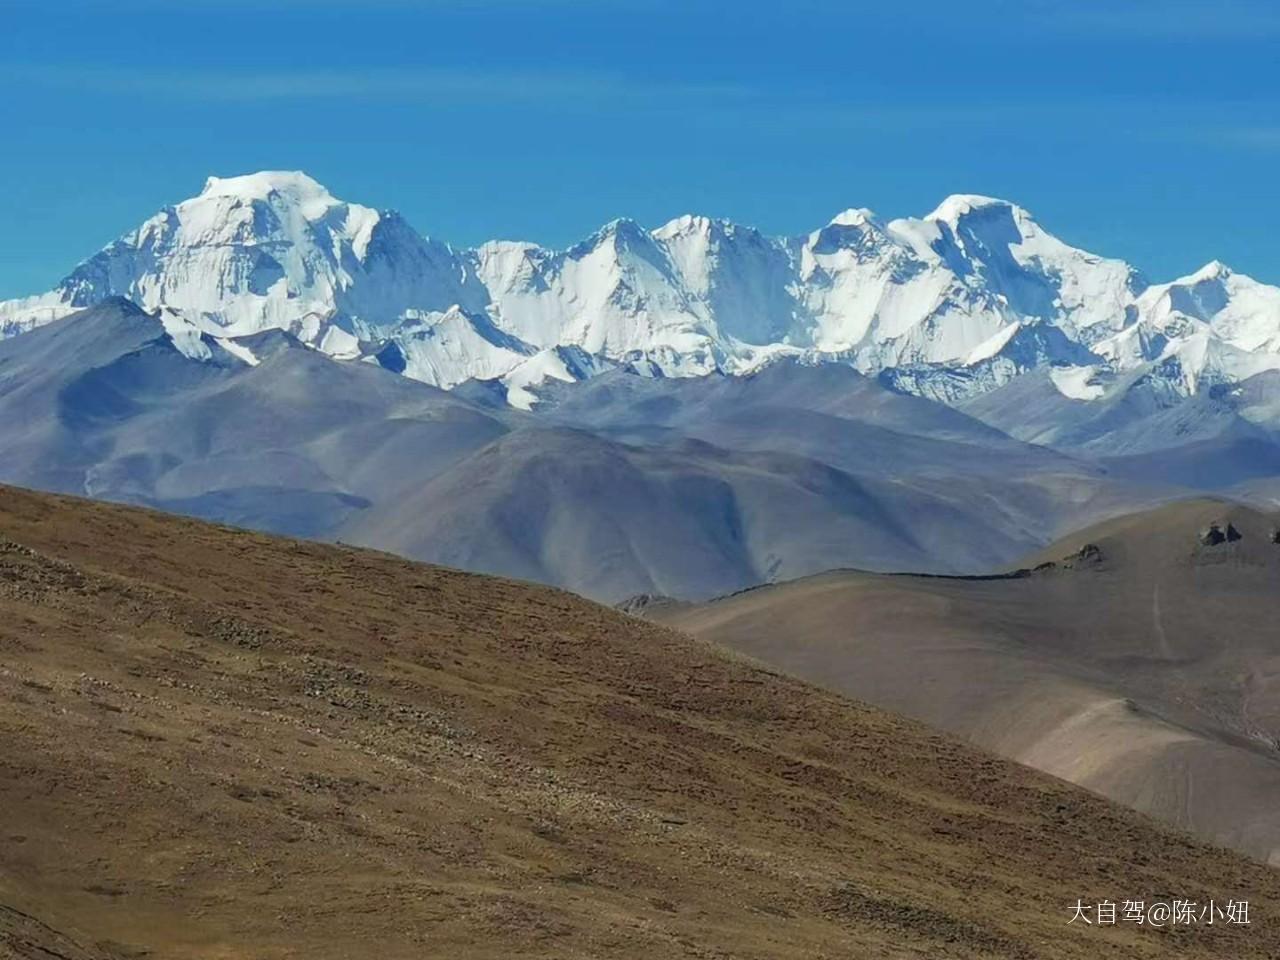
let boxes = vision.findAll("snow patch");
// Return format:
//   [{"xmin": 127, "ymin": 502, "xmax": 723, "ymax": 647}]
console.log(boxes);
[
  {"xmin": 1050, "ymin": 365, "xmax": 1106, "ymax": 401},
  {"xmin": 965, "ymin": 323, "xmax": 1022, "ymax": 365},
  {"xmin": 501, "ymin": 347, "xmax": 614, "ymax": 410},
  {"xmin": 216, "ymin": 338, "xmax": 260, "ymax": 367},
  {"xmin": 318, "ymin": 326, "xmax": 362, "ymax": 360},
  {"xmin": 157, "ymin": 309, "xmax": 212, "ymax": 361}
]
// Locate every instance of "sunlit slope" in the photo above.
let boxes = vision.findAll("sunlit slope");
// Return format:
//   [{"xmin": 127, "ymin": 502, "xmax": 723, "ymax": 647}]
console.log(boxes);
[
  {"xmin": 1, "ymin": 486, "xmax": 1277, "ymax": 957},
  {"xmin": 662, "ymin": 499, "xmax": 1280, "ymax": 863}
]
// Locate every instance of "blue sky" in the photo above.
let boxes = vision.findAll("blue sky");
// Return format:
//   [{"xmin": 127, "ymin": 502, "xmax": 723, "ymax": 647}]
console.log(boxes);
[{"xmin": 2, "ymin": 0, "xmax": 1278, "ymax": 298}]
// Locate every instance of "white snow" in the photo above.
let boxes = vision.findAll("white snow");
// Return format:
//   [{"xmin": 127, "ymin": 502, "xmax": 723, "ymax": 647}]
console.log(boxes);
[
  {"xmin": 318, "ymin": 325, "xmax": 362, "ymax": 361},
  {"xmin": 0, "ymin": 291, "xmax": 76, "ymax": 338},
  {"xmin": 501, "ymin": 347, "xmax": 616, "ymax": 410},
  {"xmin": 4, "ymin": 170, "xmax": 1280, "ymax": 410},
  {"xmin": 965, "ymin": 322, "xmax": 1022, "ymax": 365},
  {"xmin": 199, "ymin": 171, "xmax": 338, "ymax": 219},
  {"xmin": 157, "ymin": 308, "xmax": 212, "ymax": 361},
  {"xmin": 216, "ymin": 337, "xmax": 260, "ymax": 367},
  {"xmin": 1050, "ymin": 365, "xmax": 1106, "ymax": 401},
  {"xmin": 382, "ymin": 307, "xmax": 534, "ymax": 389},
  {"xmin": 926, "ymin": 193, "xmax": 1022, "ymax": 224}
]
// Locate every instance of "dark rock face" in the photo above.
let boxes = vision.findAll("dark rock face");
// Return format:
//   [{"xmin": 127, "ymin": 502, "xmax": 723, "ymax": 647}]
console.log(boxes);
[
  {"xmin": 1027, "ymin": 542, "xmax": 1104, "ymax": 576},
  {"xmin": 1041, "ymin": 542, "xmax": 1106, "ymax": 572},
  {"xmin": 1069, "ymin": 543, "xmax": 1104, "ymax": 565},
  {"xmin": 1201, "ymin": 522, "xmax": 1243, "ymax": 546},
  {"xmin": 616, "ymin": 593, "xmax": 687, "ymax": 618}
]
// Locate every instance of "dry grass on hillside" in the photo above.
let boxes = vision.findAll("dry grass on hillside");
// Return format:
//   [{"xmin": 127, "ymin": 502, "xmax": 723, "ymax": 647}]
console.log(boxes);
[{"xmin": 1, "ymin": 485, "xmax": 1277, "ymax": 959}]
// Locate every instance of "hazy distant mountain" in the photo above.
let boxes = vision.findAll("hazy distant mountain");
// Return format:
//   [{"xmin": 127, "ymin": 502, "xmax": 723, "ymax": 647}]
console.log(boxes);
[
  {"xmin": 336, "ymin": 424, "xmax": 1106, "ymax": 602},
  {"xmin": 0, "ymin": 300, "xmax": 1166, "ymax": 601},
  {"xmin": 0, "ymin": 299, "xmax": 511, "ymax": 538},
  {"xmin": 959, "ymin": 362, "xmax": 1280, "ymax": 488},
  {"xmin": 2, "ymin": 174, "xmax": 1278, "ymax": 601},
  {"xmin": 4, "ymin": 171, "xmax": 1279, "ymax": 414}
]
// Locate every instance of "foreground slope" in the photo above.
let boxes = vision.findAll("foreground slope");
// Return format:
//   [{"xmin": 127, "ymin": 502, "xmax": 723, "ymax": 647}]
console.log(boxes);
[
  {"xmin": 2, "ymin": 487, "xmax": 1277, "ymax": 958},
  {"xmin": 660, "ymin": 499, "xmax": 1280, "ymax": 864}
]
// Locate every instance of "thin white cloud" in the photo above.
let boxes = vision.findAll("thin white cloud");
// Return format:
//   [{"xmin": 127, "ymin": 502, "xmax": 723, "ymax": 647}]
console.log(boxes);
[
  {"xmin": 7, "ymin": 62, "xmax": 1275, "ymax": 157},
  {"xmin": 1017, "ymin": 0, "xmax": 1280, "ymax": 40},
  {"xmin": 1217, "ymin": 127, "xmax": 1280, "ymax": 150},
  {"xmin": 4, "ymin": 63, "xmax": 747, "ymax": 107}
]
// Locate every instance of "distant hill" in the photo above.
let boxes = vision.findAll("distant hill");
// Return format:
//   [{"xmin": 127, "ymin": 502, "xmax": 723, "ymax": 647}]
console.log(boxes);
[{"xmin": 0, "ymin": 302, "xmax": 1171, "ymax": 602}]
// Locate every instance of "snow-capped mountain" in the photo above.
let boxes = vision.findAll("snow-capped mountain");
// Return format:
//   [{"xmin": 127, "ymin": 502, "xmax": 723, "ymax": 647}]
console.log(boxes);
[
  {"xmin": 3, "ymin": 170, "xmax": 1278, "ymax": 409},
  {"xmin": 0, "ymin": 172, "xmax": 486, "ymax": 350},
  {"xmin": 1094, "ymin": 261, "xmax": 1280, "ymax": 394}
]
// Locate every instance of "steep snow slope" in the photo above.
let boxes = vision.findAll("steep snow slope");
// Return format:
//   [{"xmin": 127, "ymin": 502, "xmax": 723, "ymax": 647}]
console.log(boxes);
[
  {"xmin": 1096, "ymin": 262, "xmax": 1280, "ymax": 394},
  {"xmin": 0, "ymin": 172, "xmax": 486, "ymax": 345}
]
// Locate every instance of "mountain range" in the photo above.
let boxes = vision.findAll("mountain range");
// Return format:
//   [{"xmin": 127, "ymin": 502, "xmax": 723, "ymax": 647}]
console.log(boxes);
[
  {"xmin": 0, "ymin": 298, "xmax": 1175, "ymax": 602},
  {"xmin": 5, "ymin": 174, "xmax": 1280, "ymax": 952},
  {"xmin": 4, "ymin": 171, "xmax": 1280, "ymax": 412},
  {"xmin": 1, "ymin": 174, "xmax": 1279, "ymax": 603}
]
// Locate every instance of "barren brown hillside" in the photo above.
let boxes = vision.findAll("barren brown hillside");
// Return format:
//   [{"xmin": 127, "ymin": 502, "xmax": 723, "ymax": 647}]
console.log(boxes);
[
  {"xmin": 660, "ymin": 499, "xmax": 1280, "ymax": 867},
  {"xmin": 1, "ymin": 485, "xmax": 1277, "ymax": 959}
]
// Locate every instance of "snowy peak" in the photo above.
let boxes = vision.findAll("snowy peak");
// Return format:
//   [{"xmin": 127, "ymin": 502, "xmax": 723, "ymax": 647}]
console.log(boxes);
[
  {"xmin": 1, "ymin": 171, "xmax": 1277, "ymax": 411},
  {"xmin": 926, "ymin": 193, "xmax": 1032, "ymax": 225},
  {"xmin": 925, "ymin": 194, "xmax": 1049, "ymax": 265},
  {"xmin": 198, "ymin": 170, "xmax": 338, "ymax": 211},
  {"xmin": 177, "ymin": 169, "xmax": 379, "ymax": 254},
  {"xmin": 575, "ymin": 217, "xmax": 660, "ymax": 259},
  {"xmin": 1186, "ymin": 259, "xmax": 1231, "ymax": 283},
  {"xmin": 924, "ymin": 195, "xmax": 1047, "ymax": 262},
  {"xmin": 828, "ymin": 207, "xmax": 879, "ymax": 227},
  {"xmin": 654, "ymin": 213, "xmax": 720, "ymax": 239},
  {"xmin": 1134, "ymin": 262, "xmax": 1274, "ymax": 335},
  {"xmin": 1095, "ymin": 261, "xmax": 1280, "ymax": 393},
  {"xmin": 0, "ymin": 170, "xmax": 488, "ymax": 346}
]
